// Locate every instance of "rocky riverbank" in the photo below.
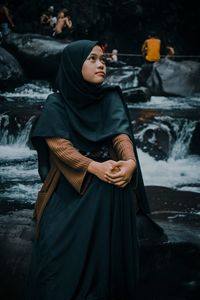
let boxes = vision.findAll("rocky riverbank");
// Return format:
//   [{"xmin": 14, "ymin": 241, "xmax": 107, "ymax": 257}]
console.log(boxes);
[{"xmin": 0, "ymin": 186, "xmax": 199, "ymax": 300}]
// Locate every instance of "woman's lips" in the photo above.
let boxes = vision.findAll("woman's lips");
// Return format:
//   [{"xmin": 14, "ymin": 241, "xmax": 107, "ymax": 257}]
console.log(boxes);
[{"xmin": 95, "ymin": 72, "xmax": 105, "ymax": 76}]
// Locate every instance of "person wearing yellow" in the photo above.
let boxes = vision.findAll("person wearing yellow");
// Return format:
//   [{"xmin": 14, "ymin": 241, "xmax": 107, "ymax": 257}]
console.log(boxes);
[{"xmin": 141, "ymin": 33, "xmax": 161, "ymax": 63}]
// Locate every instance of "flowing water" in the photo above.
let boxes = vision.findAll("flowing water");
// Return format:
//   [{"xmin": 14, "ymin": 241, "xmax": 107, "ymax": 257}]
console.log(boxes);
[{"xmin": 0, "ymin": 80, "xmax": 200, "ymax": 206}]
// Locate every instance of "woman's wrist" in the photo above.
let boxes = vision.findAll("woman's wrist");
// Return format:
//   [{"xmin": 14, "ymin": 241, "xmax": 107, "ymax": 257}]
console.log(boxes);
[
  {"xmin": 87, "ymin": 160, "xmax": 99, "ymax": 175},
  {"xmin": 127, "ymin": 158, "xmax": 136, "ymax": 164},
  {"xmin": 126, "ymin": 159, "xmax": 137, "ymax": 171}
]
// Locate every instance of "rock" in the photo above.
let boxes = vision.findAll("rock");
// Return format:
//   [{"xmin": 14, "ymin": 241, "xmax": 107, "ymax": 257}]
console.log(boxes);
[
  {"xmin": 0, "ymin": 187, "xmax": 200, "ymax": 299},
  {"xmin": 147, "ymin": 58, "xmax": 200, "ymax": 97},
  {"xmin": 3, "ymin": 32, "xmax": 69, "ymax": 78},
  {"xmin": 0, "ymin": 47, "xmax": 25, "ymax": 90},
  {"xmin": 128, "ymin": 108, "xmax": 200, "ymax": 161},
  {"xmin": 105, "ymin": 65, "xmax": 137, "ymax": 89},
  {"xmin": 190, "ymin": 122, "xmax": 200, "ymax": 155},
  {"xmin": 0, "ymin": 96, "xmax": 42, "ymax": 145},
  {"xmin": 105, "ymin": 65, "xmax": 151, "ymax": 102},
  {"xmin": 0, "ymin": 208, "xmax": 34, "ymax": 300},
  {"xmin": 122, "ymin": 86, "xmax": 151, "ymax": 103}
]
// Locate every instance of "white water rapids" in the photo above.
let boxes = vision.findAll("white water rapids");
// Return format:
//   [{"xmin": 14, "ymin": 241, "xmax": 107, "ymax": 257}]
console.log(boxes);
[{"xmin": 0, "ymin": 81, "xmax": 200, "ymax": 203}]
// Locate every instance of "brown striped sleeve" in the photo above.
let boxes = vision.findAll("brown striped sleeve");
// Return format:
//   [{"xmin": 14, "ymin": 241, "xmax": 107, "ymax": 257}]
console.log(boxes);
[
  {"xmin": 112, "ymin": 134, "xmax": 136, "ymax": 162},
  {"xmin": 113, "ymin": 134, "xmax": 138, "ymax": 190},
  {"xmin": 46, "ymin": 138, "xmax": 93, "ymax": 194},
  {"xmin": 46, "ymin": 138, "xmax": 93, "ymax": 171}
]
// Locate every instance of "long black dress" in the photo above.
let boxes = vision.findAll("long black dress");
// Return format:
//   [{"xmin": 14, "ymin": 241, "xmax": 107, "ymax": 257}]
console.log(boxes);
[
  {"xmin": 28, "ymin": 40, "xmax": 166, "ymax": 300},
  {"xmin": 29, "ymin": 172, "xmax": 138, "ymax": 300}
]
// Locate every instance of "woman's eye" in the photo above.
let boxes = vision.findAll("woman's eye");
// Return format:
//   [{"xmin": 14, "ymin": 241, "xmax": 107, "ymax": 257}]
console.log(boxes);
[
  {"xmin": 87, "ymin": 55, "xmax": 106, "ymax": 64},
  {"xmin": 100, "ymin": 57, "xmax": 106, "ymax": 64},
  {"xmin": 89, "ymin": 56, "xmax": 95, "ymax": 61}
]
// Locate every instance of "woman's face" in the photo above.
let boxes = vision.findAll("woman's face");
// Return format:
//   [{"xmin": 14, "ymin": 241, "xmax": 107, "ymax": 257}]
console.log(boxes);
[
  {"xmin": 82, "ymin": 45, "xmax": 106, "ymax": 84},
  {"xmin": 57, "ymin": 12, "xmax": 64, "ymax": 19}
]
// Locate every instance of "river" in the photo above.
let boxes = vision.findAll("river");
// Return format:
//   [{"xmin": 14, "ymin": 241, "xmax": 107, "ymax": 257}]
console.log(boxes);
[{"xmin": 0, "ymin": 79, "xmax": 200, "ymax": 210}]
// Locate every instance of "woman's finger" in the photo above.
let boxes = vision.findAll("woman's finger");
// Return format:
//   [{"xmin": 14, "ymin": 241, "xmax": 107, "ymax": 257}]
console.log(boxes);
[
  {"xmin": 104, "ymin": 174, "xmax": 123, "ymax": 182},
  {"xmin": 106, "ymin": 176, "xmax": 127, "ymax": 184},
  {"xmin": 113, "ymin": 180, "xmax": 127, "ymax": 187},
  {"xmin": 105, "ymin": 170, "xmax": 123, "ymax": 179}
]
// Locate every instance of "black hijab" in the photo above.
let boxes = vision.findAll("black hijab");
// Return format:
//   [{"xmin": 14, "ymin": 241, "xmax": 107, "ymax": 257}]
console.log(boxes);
[
  {"xmin": 31, "ymin": 39, "xmax": 150, "ymax": 213},
  {"xmin": 55, "ymin": 39, "xmax": 105, "ymax": 108},
  {"xmin": 32, "ymin": 40, "xmax": 133, "ymax": 151}
]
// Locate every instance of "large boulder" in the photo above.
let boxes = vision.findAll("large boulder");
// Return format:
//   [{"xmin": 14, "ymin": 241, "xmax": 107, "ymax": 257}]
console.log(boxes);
[
  {"xmin": 3, "ymin": 33, "xmax": 69, "ymax": 78},
  {"xmin": 146, "ymin": 58, "xmax": 200, "ymax": 97},
  {"xmin": 122, "ymin": 86, "xmax": 151, "ymax": 103},
  {"xmin": 105, "ymin": 65, "xmax": 137, "ymax": 89},
  {"xmin": 0, "ymin": 47, "xmax": 25, "ymax": 90},
  {"xmin": 105, "ymin": 65, "xmax": 151, "ymax": 102}
]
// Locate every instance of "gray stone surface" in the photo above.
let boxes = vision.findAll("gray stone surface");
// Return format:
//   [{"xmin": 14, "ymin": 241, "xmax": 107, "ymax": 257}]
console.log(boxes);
[
  {"xmin": 0, "ymin": 186, "xmax": 200, "ymax": 299},
  {"xmin": 0, "ymin": 46, "xmax": 25, "ymax": 89},
  {"xmin": 147, "ymin": 58, "xmax": 200, "ymax": 97}
]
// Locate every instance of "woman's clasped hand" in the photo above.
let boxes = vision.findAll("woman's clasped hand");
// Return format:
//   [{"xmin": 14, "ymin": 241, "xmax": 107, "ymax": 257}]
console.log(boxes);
[{"xmin": 88, "ymin": 159, "xmax": 136, "ymax": 187}]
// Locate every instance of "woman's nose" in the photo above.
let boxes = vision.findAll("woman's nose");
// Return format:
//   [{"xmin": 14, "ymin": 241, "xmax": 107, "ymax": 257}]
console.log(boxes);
[{"xmin": 97, "ymin": 60, "xmax": 104, "ymax": 68}]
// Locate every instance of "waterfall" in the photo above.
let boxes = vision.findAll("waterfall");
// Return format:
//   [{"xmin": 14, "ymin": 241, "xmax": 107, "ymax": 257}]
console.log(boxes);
[
  {"xmin": 0, "ymin": 80, "xmax": 200, "ymax": 198},
  {"xmin": 0, "ymin": 113, "xmax": 35, "ymax": 146},
  {"xmin": 134, "ymin": 115, "xmax": 197, "ymax": 160},
  {"xmin": 0, "ymin": 113, "xmax": 39, "ymax": 203},
  {"xmin": 134, "ymin": 115, "xmax": 200, "ymax": 192},
  {"xmin": 132, "ymin": 67, "xmax": 140, "ymax": 88},
  {"xmin": 169, "ymin": 119, "xmax": 197, "ymax": 159}
]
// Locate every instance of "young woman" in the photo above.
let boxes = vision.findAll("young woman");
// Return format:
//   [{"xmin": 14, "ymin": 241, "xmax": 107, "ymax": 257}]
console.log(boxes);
[{"xmin": 28, "ymin": 40, "xmax": 165, "ymax": 300}]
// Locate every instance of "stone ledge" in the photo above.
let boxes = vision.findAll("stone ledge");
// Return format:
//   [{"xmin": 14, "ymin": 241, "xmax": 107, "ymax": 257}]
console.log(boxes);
[{"xmin": 0, "ymin": 185, "xmax": 200, "ymax": 300}]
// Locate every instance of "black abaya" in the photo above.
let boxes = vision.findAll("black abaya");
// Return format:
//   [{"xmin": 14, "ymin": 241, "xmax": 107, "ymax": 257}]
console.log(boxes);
[
  {"xmin": 28, "ymin": 40, "xmax": 167, "ymax": 300},
  {"xmin": 29, "ymin": 174, "xmax": 139, "ymax": 300}
]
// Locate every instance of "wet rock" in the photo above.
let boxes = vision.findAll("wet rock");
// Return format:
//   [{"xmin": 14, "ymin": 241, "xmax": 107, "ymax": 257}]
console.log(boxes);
[
  {"xmin": 129, "ymin": 110, "xmax": 172, "ymax": 160},
  {"xmin": 105, "ymin": 65, "xmax": 137, "ymax": 89},
  {"xmin": 3, "ymin": 33, "xmax": 69, "ymax": 78},
  {"xmin": 190, "ymin": 122, "xmax": 200, "ymax": 155},
  {"xmin": 146, "ymin": 58, "xmax": 200, "ymax": 97},
  {"xmin": 0, "ymin": 47, "xmax": 25, "ymax": 90},
  {"xmin": 0, "ymin": 187, "xmax": 200, "ymax": 299},
  {"xmin": 0, "ymin": 96, "xmax": 41, "ymax": 145},
  {"xmin": 138, "ymin": 242, "xmax": 200, "ymax": 299},
  {"xmin": 135, "ymin": 124, "xmax": 170, "ymax": 160},
  {"xmin": 122, "ymin": 86, "xmax": 151, "ymax": 103},
  {"xmin": 0, "ymin": 208, "xmax": 34, "ymax": 300},
  {"xmin": 128, "ymin": 108, "xmax": 200, "ymax": 161},
  {"xmin": 105, "ymin": 65, "xmax": 151, "ymax": 102}
]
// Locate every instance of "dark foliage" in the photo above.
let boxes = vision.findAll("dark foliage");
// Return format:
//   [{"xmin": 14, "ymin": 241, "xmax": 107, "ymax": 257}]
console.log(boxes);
[{"xmin": 6, "ymin": 0, "xmax": 200, "ymax": 55}]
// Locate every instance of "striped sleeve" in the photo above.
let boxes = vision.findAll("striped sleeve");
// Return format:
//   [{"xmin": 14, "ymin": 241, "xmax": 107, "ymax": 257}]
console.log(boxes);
[
  {"xmin": 46, "ymin": 138, "xmax": 93, "ymax": 194},
  {"xmin": 46, "ymin": 138, "xmax": 93, "ymax": 170},
  {"xmin": 112, "ymin": 134, "xmax": 136, "ymax": 162}
]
